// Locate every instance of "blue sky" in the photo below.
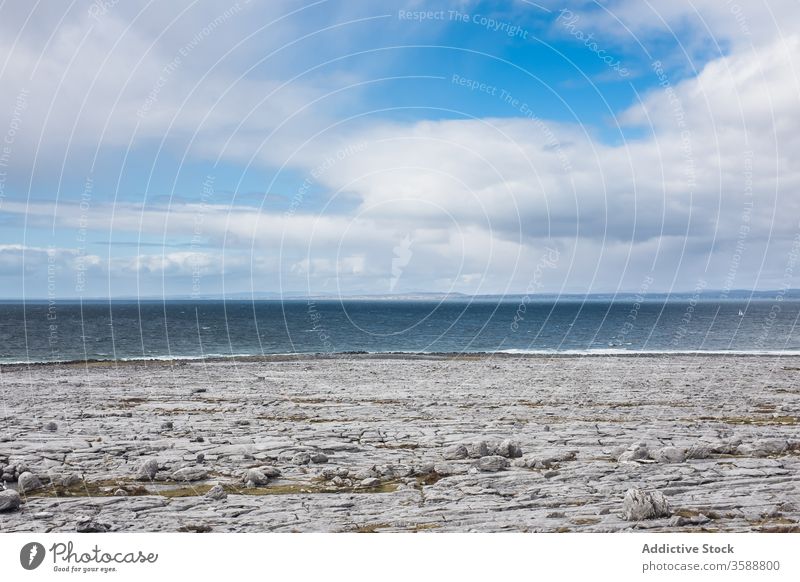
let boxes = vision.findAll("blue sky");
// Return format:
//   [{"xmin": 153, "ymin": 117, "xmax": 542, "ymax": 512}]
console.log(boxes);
[{"xmin": 1, "ymin": 0, "xmax": 799, "ymax": 298}]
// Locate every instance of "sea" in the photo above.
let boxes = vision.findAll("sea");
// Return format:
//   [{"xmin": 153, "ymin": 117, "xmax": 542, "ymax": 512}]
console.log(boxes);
[{"xmin": 1, "ymin": 298, "xmax": 799, "ymax": 364}]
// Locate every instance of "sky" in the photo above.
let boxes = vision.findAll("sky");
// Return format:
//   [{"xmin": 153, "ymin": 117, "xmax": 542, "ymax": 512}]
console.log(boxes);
[{"xmin": 0, "ymin": 0, "xmax": 799, "ymax": 299}]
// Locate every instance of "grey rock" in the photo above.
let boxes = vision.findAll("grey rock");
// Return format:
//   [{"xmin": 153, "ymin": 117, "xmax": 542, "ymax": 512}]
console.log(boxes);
[
  {"xmin": 291, "ymin": 452, "xmax": 312, "ymax": 465},
  {"xmin": 653, "ymin": 446, "xmax": 688, "ymax": 464},
  {"xmin": 135, "ymin": 459, "xmax": 160, "ymax": 481},
  {"xmin": 474, "ymin": 455, "xmax": 508, "ymax": 472},
  {"xmin": 467, "ymin": 441, "xmax": 490, "ymax": 458},
  {"xmin": 686, "ymin": 444, "xmax": 713, "ymax": 460},
  {"xmin": 351, "ymin": 468, "xmax": 377, "ymax": 480},
  {"xmin": 61, "ymin": 473, "xmax": 82, "ymax": 488},
  {"xmin": 443, "ymin": 444, "xmax": 469, "ymax": 460},
  {"xmin": 622, "ymin": 488, "xmax": 671, "ymax": 521},
  {"xmin": 171, "ymin": 467, "xmax": 208, "ymax": 482},
  {"xmin": 18, "ymin": 472, "xmax": 43, "ymax": 494},
  {"xmin": 76, "ymin": 518, "xmax": 110, "ymax": 533},
  {"xmin": 736, "ymin": 439, "xmax": 788, "ymax": 458},
  {"xmin": 243, "ymin": 469, "xmax": 269, "ymax": 487},
  {"xmin": 43, "ymin": 421, "xmax": 58, "ymax": 432},
  {"xmin": 433, "ymin": 462, "xmax": 468, "ymax": 476},
  {"xmin": 310, "ymin": 452, "xmax": 329, "ymax": 464},
  {"xmin": 495, "ymin": 439, "xmax": 523, "ymax": 458},
  {"xmin": 618, "ymin": 443, "xmax": 650, "ymax": 463},
  {"xmin": 0, "ymin": 489, "xmax": 21, "ymax": 512},
  {"xmin": 360, "ymin": 477, "xmax": 381, "ymax": 488},
  {"xmin": 205, "ymin": 484, "xmax": 227, "ymax": 500},
  {"xmin": 258, "ymin": 466, "xmax": 281, "ymax": 478},
  {"xmin": 113, "ymin": 489, "xmax": 128, "ymax": 496}
]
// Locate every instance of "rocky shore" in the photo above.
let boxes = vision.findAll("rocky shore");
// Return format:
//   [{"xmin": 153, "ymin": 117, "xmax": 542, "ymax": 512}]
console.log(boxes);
[{"xmin": 0, "ymin": 354, "xmax": 798, "ymax": 532}]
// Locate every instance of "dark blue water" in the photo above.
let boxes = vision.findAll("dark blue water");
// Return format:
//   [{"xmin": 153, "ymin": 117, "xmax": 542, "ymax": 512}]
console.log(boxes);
[{"xmin": 1, "ymin": 299, "xmax": 799, "ymax": 363}]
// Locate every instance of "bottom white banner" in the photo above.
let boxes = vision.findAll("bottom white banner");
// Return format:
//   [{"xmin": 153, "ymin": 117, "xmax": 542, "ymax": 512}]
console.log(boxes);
[{"xmin": 2, "ymin": 533, "xmax": 797, "ymax": 581}]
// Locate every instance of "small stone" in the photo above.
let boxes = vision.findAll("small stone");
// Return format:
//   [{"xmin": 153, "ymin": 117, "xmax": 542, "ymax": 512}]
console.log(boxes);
[
  {"xmin": 172, "ymin": 467, "xmax": 208, "ymax": 482},
  {"xmin": 160, "ymin": 421, "xmax": 174, "ymax": 430},
  {"xmin": 113, "ymin": 489, "xmax": 128, "ymax": 496},
  {"xmin": 135, "ymin": 459, "xmax": 159, "ymax": 481},
  {"xmin": 235, "ymin": 420, "xmax": 251, "ymax": 426},
  {"xmin": 0, "ymin": 489, "xmax": 21, "ymax": 512},
  {"xmin": 360, "ymin": 477, "xmax": 381, "ymax": 488},
  {"xmin": 191, "ymin": 387, "xmax": 207, "ymax": 394},
  {"xmin": 443, "ymin": 444, "xmax": 468, "ymax": 460},
  {"xmin": 18, "ymin": 472, "xmax": 43, "ymax": 494},
  {"xmin": 43, "ymin": 421, "xmax": 58, "ymax": 432},
  {"xmin": 543, "ymin": 470, "xmax": 560, "ymax": 478},
  {"xmin": 622, "ymin": 488, "xmax": 671, "ymax": 521},
  {"xmin": 474, "ymin": 455, "xmax": 508, "ymax": 472},
  {"xmin": 496, "ymin": 439, "xmax": 523, "ymax": 458},
  {"xmin": 196, "ymin": 453, "xmax": 205, "ymax": 464},
  {"xmin": 205, "ymin": 484, "xmax": 227, "ymax": 500},
  {"xmin": 310, "ymin": 452, "xmax": 328, "ymax": 464}
]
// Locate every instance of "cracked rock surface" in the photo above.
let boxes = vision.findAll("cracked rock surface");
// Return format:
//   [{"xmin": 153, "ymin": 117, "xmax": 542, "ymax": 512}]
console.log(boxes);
[{"xmin": 0, "ymin": 354, "xmax": 798, "ymax": 532}]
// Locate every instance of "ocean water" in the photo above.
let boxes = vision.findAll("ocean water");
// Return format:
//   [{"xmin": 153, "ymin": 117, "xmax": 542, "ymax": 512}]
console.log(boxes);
[{"xmin": 1, "ymin": 299, "xmax": 799, "ymax": 363}]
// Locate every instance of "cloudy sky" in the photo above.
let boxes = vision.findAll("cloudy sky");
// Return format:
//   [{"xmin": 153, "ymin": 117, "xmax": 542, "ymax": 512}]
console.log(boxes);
[{"xmin": 1, "ymin": 0, "xmax": 798, "ymax": 298}]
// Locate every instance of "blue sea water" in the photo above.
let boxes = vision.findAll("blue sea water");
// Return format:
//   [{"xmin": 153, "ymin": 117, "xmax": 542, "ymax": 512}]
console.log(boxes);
[{"xmin": 1, "ymin": 299, "xmax": 799, "ymax": 363}]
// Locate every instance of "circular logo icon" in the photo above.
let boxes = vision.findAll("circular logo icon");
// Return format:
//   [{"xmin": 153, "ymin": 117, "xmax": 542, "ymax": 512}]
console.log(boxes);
[{"xmin": 20, "ymin": 542, "xmax": 46, "ymax": 570}]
